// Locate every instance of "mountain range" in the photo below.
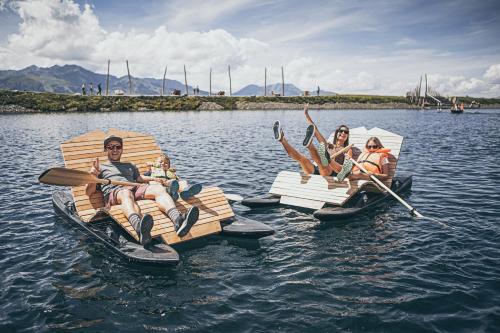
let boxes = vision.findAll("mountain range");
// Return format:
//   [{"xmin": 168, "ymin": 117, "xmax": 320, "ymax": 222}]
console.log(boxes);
[{"xmin": 0, "ymin": 64, "xmax": 335, "ymax": 96}]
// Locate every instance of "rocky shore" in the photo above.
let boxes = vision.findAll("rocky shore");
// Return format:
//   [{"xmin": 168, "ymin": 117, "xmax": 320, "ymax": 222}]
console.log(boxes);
[{"xmin": 1, "ymin": 90, "xmax": 499, "ymax": 113}]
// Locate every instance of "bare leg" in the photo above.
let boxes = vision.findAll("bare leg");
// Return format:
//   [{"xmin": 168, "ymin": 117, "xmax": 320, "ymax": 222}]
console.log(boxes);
[
  {"xmin": 144, "ymin": 184, "xmax": 176, "ymax": 213},
  {"xmin": 280, "ymin": 136, "xmax": 316, "ymax": 174},
  {"xmin": 117, "ymin": 189, "xmax": 142, "ymax": 218},
  {"xmin": 304, "ymin": 105, "xmax": 328, "ymax": 143},
  {"xmin": 307, "ymin": 144, "xmax": 334, "ymax": 176}
]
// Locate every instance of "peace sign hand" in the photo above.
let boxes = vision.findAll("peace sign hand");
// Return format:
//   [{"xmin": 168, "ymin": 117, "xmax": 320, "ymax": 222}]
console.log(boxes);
[{"xmin": 90, "ymin": 157, "xmax": 101, "ymax": 176}]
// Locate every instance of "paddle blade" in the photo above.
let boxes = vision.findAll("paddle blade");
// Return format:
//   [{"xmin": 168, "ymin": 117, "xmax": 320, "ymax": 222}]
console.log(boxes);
[{"xmin": 38, "ymin": 167, "xmax": 98, "ymax": 187}]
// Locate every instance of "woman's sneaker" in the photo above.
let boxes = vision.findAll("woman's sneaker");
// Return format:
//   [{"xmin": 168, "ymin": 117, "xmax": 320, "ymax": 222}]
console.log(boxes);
[
  {"xmin": 273, "ymin": 121, "xmax": 283, "ymax": 141},
  {"xmin": 303, "ymin": 124, "xmax": 315, "ymax": 147},
  {"xmin": 168, "ymin": 180, "xmax": 179, "ymax": 201},
  {"xmin": 336, "ymin": 159, "xmax": 354, "ymax": 182},
  {"xmin": 180, "ymin": 183, "xmax": 203, "ymax": 201},
  {"xmin": 175, "ymin": 206, "xmax": 200, "ymax": 237},
  {"xmin": 317, "ymin": 142, "xmax": 330, "ymax": 166}
]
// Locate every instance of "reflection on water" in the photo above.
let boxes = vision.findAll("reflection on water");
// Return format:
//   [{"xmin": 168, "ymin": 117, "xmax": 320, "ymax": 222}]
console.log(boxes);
[{"xmin": 1, "ymin": 109, "xmax": 499, "ymax": 332}]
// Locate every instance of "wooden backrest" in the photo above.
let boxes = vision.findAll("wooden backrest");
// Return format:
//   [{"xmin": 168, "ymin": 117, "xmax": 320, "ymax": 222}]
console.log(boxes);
[{"xmin": 61, "ymin": 129, "xmax": 162, "ymax": 222}]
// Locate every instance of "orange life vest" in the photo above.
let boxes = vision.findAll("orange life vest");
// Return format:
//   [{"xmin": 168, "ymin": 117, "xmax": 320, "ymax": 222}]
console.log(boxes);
[{"xmin": 354, "ymin": 148, "xmax": 390, "ymax": 174}]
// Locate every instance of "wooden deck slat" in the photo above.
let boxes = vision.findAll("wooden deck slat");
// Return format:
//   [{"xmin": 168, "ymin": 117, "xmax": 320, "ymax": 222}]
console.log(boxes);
[
  {"xmin": 65, "ymin": 150, "xmax": 162, "ymax": 167},
  {"xmin": 63, "ymin": 143, "xmax": 161, "ymax": 159},
  {"xmin": 160, "ymin": 222, "xmax": 223, "ymax": 244},
  {"xmin": 61, "ymin": 136, "xmax": 155, "ymax": 148}
]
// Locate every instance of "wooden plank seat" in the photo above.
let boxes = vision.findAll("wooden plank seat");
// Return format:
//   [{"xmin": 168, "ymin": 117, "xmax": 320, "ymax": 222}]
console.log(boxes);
[
  {"xmin": 269, "ymin": 127, "xmax": 404, "ymax": 209},
  {"xmin": 61, "ymin": 129, "xmax": 233, "ymax": 244}
]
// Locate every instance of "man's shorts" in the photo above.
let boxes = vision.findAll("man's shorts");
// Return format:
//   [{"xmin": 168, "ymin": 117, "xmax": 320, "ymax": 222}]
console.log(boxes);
[{"xmin": 106, "ymin": 185, "xmax": 149, "ymax": 208}]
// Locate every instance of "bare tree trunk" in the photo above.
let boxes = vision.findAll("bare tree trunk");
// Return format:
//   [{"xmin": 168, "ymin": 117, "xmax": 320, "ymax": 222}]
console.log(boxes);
[
  {"xmin": 162, "ymin": 66, "xmax": 167, "ymax": 96},
  {"xmin": 184, "ymin": 65, "xmax": 188, "ymax": 96},
  {"xmin": 281, "ymin": 66, "xmax": 285, "ymax": 97},
  {"xmin": 264, "ymin": 67, "xmax": 267, "ymax": 96},
  {"xmin": 106, "ymin": 59, "xmax": 110, "ymax": 96},
  {"xmin": 228, "ymin": 65, "xmax": 232, "ymax": 96},
  {"xmin": 126, "ymin": 60, "xmax": 132, "ymax": 95}
]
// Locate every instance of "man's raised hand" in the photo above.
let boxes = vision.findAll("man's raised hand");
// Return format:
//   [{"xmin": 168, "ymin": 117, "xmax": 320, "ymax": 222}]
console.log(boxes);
[{"xmin": 90, "ymin": 157, "xmax": 101, "ymax": 176}]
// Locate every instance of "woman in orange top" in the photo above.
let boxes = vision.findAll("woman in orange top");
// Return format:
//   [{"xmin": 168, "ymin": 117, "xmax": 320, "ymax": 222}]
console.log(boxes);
[{"xmin": 349, "ymin": 137, "xmax": 390, "ymax": 181}]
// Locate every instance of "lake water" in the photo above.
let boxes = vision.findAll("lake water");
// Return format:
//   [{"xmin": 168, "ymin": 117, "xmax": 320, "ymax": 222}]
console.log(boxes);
[{"xmin": 1, "ymin": 109, "xmax": 499, "ymax": 332}]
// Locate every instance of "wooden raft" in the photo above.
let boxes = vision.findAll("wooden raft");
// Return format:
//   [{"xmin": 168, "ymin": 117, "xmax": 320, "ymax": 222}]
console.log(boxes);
[
  {"xmin": 269, "ymin": 127, "xmax": 404, "ymax": 209},
  {"xmin": 61, "ymin": 129, "xmax": 233, "ymax": 244}
]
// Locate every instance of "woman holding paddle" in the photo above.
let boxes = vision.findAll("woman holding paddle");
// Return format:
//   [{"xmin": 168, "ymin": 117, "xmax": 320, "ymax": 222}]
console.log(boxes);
[{"xmin": 273, "ymin": 104, "xmax": 352, "ymax": 176}]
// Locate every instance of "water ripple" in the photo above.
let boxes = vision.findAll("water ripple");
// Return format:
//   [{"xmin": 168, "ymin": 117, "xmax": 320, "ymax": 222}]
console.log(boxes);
[{"xmin": 1, "ymin": 109, "xmax": 499, "ymax": 332}]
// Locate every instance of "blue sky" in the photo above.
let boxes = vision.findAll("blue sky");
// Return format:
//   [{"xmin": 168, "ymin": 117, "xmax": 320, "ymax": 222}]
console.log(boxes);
[{"xmin": 1, "ymin": 0, "xmax": 500, "ymax": 96}]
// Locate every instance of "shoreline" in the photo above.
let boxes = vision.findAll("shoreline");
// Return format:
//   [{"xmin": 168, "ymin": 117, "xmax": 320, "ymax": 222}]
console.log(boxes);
[{"xmin": 1, "ymin": 90, "xmax": 499, "ymax": 113}]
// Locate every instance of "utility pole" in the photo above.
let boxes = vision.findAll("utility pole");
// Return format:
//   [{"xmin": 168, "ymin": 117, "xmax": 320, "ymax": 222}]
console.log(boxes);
[
  {"xmin": 418, "ymin": 75, "xmax": 422, "ymax": 105},
  {"xmin": 162, "ymin": 66, "xmax": 167, "ymax": 96},
  {"xmin": 281, "ymin": 66, "xmax": 285, "ymax": 97},
  {"xmin": 126, "ymin": 60, "xmax": 132, "ymax": 95},
  {"xmin": 183, "ymin": 65, "xmax": 188, "ymax": 96},
  {"xmin": 264, "ymin": 67, "xmax": 267, "ymax": 96},
  {"xmin": 105, "ymin": 59, "xmax": 110, "ymax": 96},
  {"xmin": 228, "ymin": 65, "xmax": 232, "ymax": 96}
]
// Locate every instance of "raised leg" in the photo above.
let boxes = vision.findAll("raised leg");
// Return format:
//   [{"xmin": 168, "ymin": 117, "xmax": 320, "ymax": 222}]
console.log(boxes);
[
  {"xmin": 280, "ymin": 136, "xmax": 316, "ymax": 174},
  {"xmin": 307, "ymin": 144, "xmax": 335, "ymax": 176}
]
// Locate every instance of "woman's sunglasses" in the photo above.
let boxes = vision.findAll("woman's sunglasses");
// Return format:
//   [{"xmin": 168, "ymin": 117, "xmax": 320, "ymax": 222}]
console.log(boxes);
[
  {"xmin": 338, "ymin": 129, "xmax": 349, "ymax": 135},
  {"xmin": 367, "ymin": 145, "xmax": 379, "ymax": 149}
]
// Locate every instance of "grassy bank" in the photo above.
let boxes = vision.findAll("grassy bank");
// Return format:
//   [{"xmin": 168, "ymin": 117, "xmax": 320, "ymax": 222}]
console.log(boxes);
[{"xmin": 1, "ymin": 90, "xmax": 499, "ymax": 113}]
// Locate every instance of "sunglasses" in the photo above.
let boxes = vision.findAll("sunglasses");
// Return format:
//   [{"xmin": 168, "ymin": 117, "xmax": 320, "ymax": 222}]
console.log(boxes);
[
  {"xmin": 106, "ymin": 145, "xmax": 122, "ymax": 150},
  {"xmin": 338, "ymin": 129, "xmax": 349, "ymax": 134},
  {"xmin": 367, "ymin": 145, "xmax": 379, "ymax": 149}
]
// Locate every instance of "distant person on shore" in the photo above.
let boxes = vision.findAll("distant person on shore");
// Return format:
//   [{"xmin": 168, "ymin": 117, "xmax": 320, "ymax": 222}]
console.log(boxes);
[
  {"xmin": 273, "ymin": 104, "xmax": 352, "ymax": 176},
  {"xmin": 341, "ymin": 137, "xmax": 390, "ymax": 182},
  {"xmin": 81, "ymin": 83, "xmax": 86, "ymax": 96},
  {"xmin": 144, "ymin": 154, "xmax": 202, "ymax": 202},
  {"xmin": 97, "ymin": 83, "xmax": 102, "ymax": 96},
  {"xmin": 89, "ymin": 82, "xmax": 94, "ymax": 96},
  {"xmin": 85, "ymin": 135, "xmax": 200, "ymax": 245},
  {"xmin": 317, "ymin": 86, "xmax": 320, "ymax": 96}
]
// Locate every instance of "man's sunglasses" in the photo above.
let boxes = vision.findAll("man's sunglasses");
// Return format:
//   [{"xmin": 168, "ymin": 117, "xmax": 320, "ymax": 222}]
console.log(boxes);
[
  {"xmin": 106, "ymin": 145, "xmax": 122, "ymax": 150},
  {"xmin": 367, "ymin": 145, "xmax": 379, "ymax": 149}
]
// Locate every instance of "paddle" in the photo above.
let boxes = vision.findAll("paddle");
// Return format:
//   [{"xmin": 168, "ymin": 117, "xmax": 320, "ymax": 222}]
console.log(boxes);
[
  {"xmin": 38, "ymin": 167, "xmax": 142, "ymax": 187},
  {"xmin": 329, "ymin": 143, "xmax": 354, "ymax": 159},
  {"xmin": 347, "ymin": 158, "xmax": 424, "ymax": 218}
]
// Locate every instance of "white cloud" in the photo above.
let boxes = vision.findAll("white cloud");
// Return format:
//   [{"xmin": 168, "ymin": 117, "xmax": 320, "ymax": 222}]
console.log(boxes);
[
  {"xmin": 425, "ymin": 72, "xmax": 500, "ymax": 97},
  {"xmin": 0, "ymin": 0, "xmax": 499, "ymax": 97},
  {"xmin": 164, "ymin": 0, "xmax": 254, "ymax": 30},
  {"xmin": 483, "ymin": 64, "xmax": 500, "ymax": 82},
  {"xmin": 0, "ymin": 0, "xmax": 269, "ymax": 89}
]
